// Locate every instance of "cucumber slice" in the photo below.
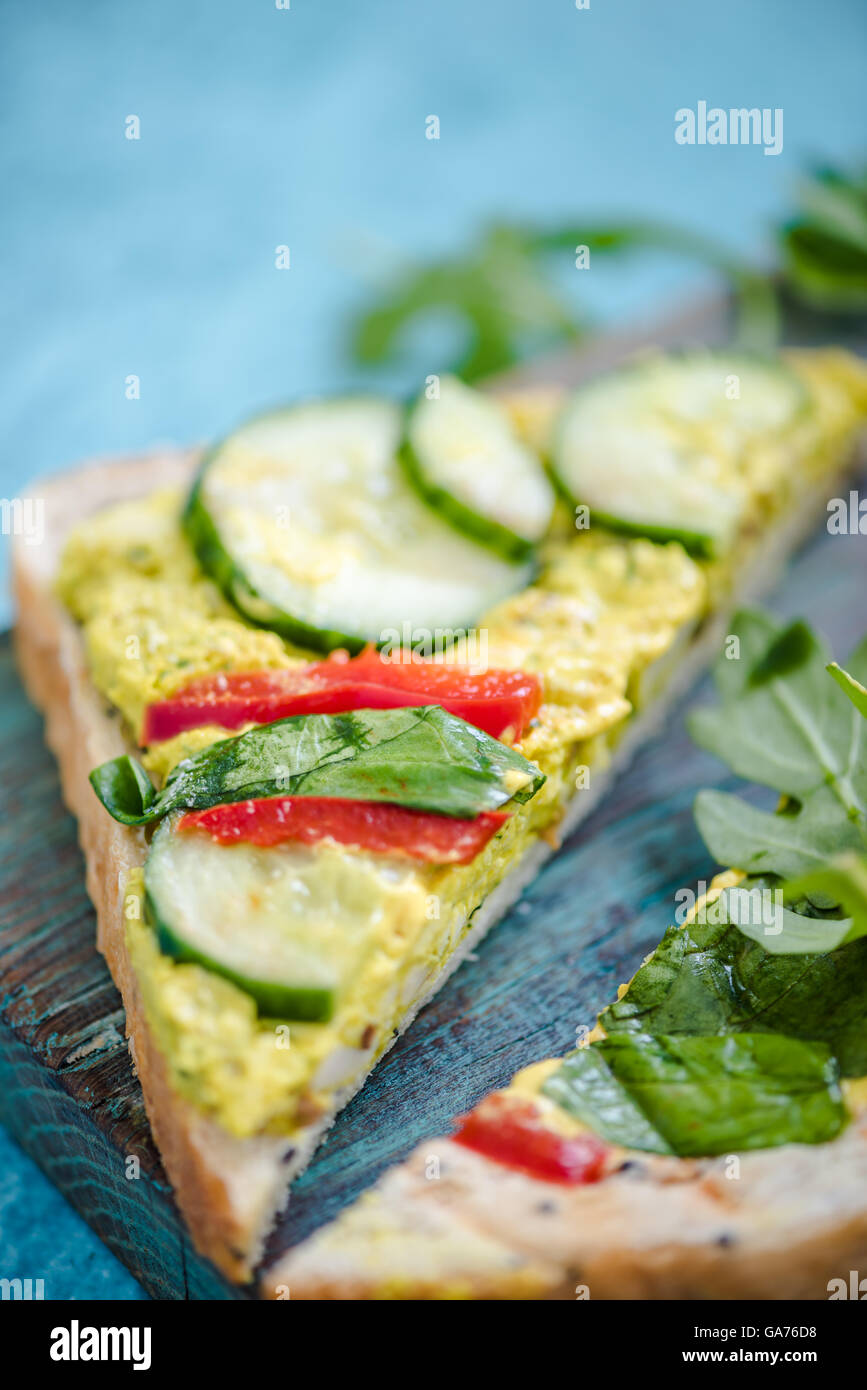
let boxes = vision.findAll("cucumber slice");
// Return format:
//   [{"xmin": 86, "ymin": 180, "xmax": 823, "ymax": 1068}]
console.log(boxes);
[
  {"xmin": 184, "ymin": 397, "xmax": 534, "ymax": 654},
  {"xmin": 145, "ymin": 815, "xmax": 423, "ymax": 1022},
  {"xmin": 552, "ymin": 354, "xmax": 809, "ymax": 556},
  {"xmin": 400, "ymin": 376, "xmax": 555, "ymax": 561}
]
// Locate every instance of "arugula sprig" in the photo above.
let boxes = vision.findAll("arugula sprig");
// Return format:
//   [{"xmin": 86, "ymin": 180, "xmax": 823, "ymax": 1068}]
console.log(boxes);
[
  {"xmin": 780, "ymin": 654, "xmax": 867, "ymax": 944},
  {"xmin": 689, "ymin": 613, "xmax": 867, "ymax": 886},
  {"xmin": 350, "ymin": 219, "xmax": 778, "ymax": 383},
  {"xmin": 780, "ymin": 165, "xmax": 867, "ymax": 314},
  {"xmin": 349, "ymin": 158, "xmax": 867, "ymax": 389}
]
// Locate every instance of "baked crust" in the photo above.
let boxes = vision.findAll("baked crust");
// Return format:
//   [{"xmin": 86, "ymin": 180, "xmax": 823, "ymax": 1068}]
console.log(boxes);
[{"xmin": 264, "ymin": 1118, "xmax": 867, "ymax": 1300}]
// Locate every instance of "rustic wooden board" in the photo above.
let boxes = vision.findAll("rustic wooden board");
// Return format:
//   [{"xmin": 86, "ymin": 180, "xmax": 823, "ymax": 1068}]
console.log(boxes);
[{"xmin": 1, "ymin": 298, "xmax": 865, "ymax": 1300}]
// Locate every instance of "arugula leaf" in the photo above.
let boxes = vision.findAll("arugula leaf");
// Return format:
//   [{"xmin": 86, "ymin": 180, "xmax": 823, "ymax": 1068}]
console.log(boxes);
[
  {"xmin": 350, "ymin": 224, "xmax": 586, "ymax": 383},
  {"xmin": 542, "ymin": 1032, "xmax": 844, "ymax": 1156},
  {"xmin": 689, "ymin": 615, "xmax": 867, "ymax": 885},
  {"xmin": 694, "ymin": 783, "xmax": 864, "ymax": 880},
  {"xmin": 746, "ymin": 619, "xmax": 816, "ymax": 688},
  {"xmin": 349, "ymin": 161, "xmax": 866, "ymax": 387},
  {"xmin": 716, "ymin": 882, "xmax": 854, "ymax": 956},
  {"xmin": 828, "ymin": 662, "xmax": 867, "ymax": 719},
  {"xmin": 780, "ymin": 165, "xmax": 867, "ymax": 313},
  {"xmin": 689, "ymin": 615, "xmax": 867, "ymax": 805},
  {"xmin": 784, "ymin": 852, "xmax": 867, "ymax": 950},
  {"xmin": 89, "ymin": 706, "xmax": 544, "ymax": 826},
  {"xmin": 598, "ymin": 913, "xmax": 867, "ymax": 1077},
  {"xmin": 711, "ymin": 610, "xmax": 779, "ymax": 701}
]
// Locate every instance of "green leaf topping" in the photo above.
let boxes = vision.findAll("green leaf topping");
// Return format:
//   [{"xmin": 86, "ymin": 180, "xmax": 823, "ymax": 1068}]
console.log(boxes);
[
  {"xmin": 542, "ymin": 1032, "xmax": 844, "ymax": 1156},
  {"xmin": 89, "ymin": 706, "xmax": 544, "ymax": 826},
  {"xmin": 348, "ymin": 220, "xmax": 778, "ymax": 384},
  {"xmin": 689, "ymin": 614, "xmax": 867, "ymax": 805},
  {"xmin": 597, "ymin": 907, "xmax": 867, "ymax": 1077},
  {"xmin": 694, "ymin": 784, "xmax": 864, "ymax": 880}
]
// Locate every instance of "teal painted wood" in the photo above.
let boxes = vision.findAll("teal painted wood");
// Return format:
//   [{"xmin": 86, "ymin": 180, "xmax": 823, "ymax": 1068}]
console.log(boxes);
[
  {"xmin": 1, "ymin": 312, "xmax": 864, "ymax": 1298},
  {"xmin": 0, "ymin": 1014, "xmax": 238, "ymax": 1300},
  {"xmin": 0, "ymin": 1121, "xmax": 145, "ymax": 1300}
]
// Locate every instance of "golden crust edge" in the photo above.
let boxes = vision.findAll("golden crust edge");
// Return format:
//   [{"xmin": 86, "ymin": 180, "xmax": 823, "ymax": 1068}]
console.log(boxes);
[{"xmin": 264, "ymin": 1124, "xmax": 867, "ymax": 1301}]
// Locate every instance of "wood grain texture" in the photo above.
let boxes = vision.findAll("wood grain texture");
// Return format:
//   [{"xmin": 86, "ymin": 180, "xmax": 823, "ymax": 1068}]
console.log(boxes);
[{"xmin": 1, "ymin": 300, "xmax": 865, "ymax": 1300}]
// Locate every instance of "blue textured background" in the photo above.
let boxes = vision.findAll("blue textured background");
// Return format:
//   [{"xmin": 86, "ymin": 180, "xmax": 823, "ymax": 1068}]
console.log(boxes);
[{"xmin": 0, "ymin": 0, "xmax": 864, "ymax": 1301}]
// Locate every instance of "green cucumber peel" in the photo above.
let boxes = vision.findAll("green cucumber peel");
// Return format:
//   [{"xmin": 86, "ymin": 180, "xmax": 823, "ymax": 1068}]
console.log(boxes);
[
  {"xmin": 399, "ymin": 376, "xmax": 554, "ymax": 563},
  {"xmin": 183, "ymin": 475, "xmax": 369, "ymax": 655},
  {"xmin": 146, "ymin": 888, "xmax": 336, "ymax": 1024},
  {"xmin": 398, "ymin": 439, "xmax": 537, "ymax": 563}
]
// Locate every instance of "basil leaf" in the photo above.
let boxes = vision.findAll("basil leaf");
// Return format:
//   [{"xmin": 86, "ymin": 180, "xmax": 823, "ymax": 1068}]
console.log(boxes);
[
  {"xmin": 599, "ymin": 913, "xmax": 867, "ymax": 1077},
  {"xmin": 89, "ymin": 706, "xmax": 545, "ymax": 826},
  {"xmin": 89, "ymin": 754, "xmax": 158, "ymax": 826},
  {"xmin": 542, "ymin": 1043, "xmax": 674, "ymax": 1154},
  {"xmin": 542, "ymin": 1032, "xmax": 844, "ymax": 1157}
]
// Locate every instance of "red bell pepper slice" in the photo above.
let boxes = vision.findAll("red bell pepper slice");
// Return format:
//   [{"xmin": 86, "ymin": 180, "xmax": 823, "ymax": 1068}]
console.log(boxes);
[
  {"xmin": 142, "ymin": 648, "xmax": 541, "ymax": 745},
  {"xmin": 453, "ymin": 1093, "xmax": 608, "ymax": 1184},
  {"xmin": 178, "ymin": 796, "xmax": 509, "ymax": 865}
]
